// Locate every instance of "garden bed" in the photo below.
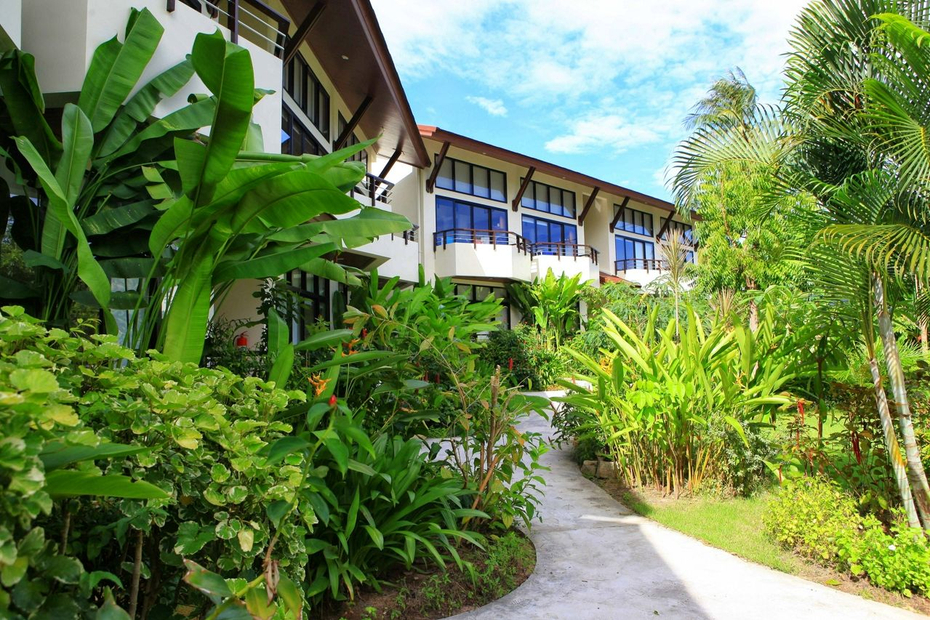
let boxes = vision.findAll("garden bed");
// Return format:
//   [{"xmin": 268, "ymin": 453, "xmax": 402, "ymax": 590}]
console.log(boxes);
[
  {"xmin": 593, "ymin": 478, "xmax": 930, "ymax": 616},
  {"xmin": 319, "ymin": 530, "xmax": 535, "ymax": 620}
]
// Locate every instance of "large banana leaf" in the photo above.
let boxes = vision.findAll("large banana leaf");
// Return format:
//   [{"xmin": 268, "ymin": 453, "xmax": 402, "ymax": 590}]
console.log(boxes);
[
  {"xmin": 188, "ymin": 30, "xmax": 254, "ymax": 205},
  {"xmin": 78, "ymin": 8, "xmax": 164, "ymax": 132},
  {"xmin": 0, "ymin": 50, "xmax": 61, "ymax": 164}
]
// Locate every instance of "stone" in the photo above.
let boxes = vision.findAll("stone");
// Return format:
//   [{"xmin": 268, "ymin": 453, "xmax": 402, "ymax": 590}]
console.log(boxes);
[{"xmin": 580, "ymin": 460, "xmax": 598, "ymax": 477}]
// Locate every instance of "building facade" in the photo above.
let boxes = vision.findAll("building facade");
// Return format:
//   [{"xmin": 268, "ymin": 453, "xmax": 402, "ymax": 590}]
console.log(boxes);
[{"xmin": 0, "ymin": 0, "xmax": 696, "ymax": 342}]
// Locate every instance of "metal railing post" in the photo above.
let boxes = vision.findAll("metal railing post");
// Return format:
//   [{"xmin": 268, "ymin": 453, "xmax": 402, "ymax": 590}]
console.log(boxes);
[{"xmin": 228, "ymin": 0, "xmax": 240, "ymax": 44}]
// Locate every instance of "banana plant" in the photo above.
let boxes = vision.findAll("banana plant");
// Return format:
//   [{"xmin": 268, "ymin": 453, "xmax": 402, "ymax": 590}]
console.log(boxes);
[{"xmin": 1, "ymin": 9, "xmax": 413, "ymax": 364}]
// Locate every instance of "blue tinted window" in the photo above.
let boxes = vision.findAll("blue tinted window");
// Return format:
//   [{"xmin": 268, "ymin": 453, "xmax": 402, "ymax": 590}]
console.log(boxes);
[
  {"xmin": 434, "ymin": 155, "xmax": 506, "ymax": 203},
  {"xmin": 522, "ymin": 180, "xmax": 575, "ymax": 218}
]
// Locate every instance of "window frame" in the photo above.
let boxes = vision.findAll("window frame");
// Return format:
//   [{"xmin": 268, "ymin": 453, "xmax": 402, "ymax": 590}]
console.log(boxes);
[
  {"xmin": 615, "ymin": 234, "xmax": 656, "ymax": 269},
  {"xmin": 435, "ymin": 155, "xmax": 507, "ymax": 203},
  {"xmin": 435, "ymin": 196, "xmax": 509, "ymax": 245},
  {"xmin": 521, "ymin": 213, "xmax": 578, "ymax": 254},
  {"xmin": 614, "ymin": 205, "xmax": 654, "ymax": 237},
  {"xmin": 284, "ymin": 55, "xmax": 330, "ymax": 141},
  {"xmin": 521, "ymin": 179, "xmax": 577, "ymax": 218}
]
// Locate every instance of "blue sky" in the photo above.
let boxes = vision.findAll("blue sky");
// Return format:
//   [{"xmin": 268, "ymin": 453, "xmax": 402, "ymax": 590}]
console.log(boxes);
[{"xmin": 370, "ymin": 0, "xmax": 810, "ymax": 202}]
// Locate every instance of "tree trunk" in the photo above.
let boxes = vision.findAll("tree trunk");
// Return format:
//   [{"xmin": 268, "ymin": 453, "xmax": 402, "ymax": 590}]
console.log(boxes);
[
  {"xmin": 867, "ymin": 348, "xmax": 919, "ymax": 527},
  {"xmin": 874, "ymin": 274, "xmax": 930, "ymax": 529}
]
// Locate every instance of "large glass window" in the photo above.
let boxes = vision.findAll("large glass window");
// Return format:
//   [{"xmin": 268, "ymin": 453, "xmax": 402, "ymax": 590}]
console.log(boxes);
[
  {"xmin": 284, "ymin": 55, "xmax": 330, "ymax": 141},
  {"xmin": 281, "ymin": 108, "xmax": 326, "ymax": 156},
  {"xmin": 521, "ymin": 180, "xmax": 576, "ymax": 218},
  {"xmin": 436, "ymin": 197, "xmax": 508, "ymax": 244},
  {"xmin": 614, "ymin": 205, "xmax": 653, "ymax": 237},
  {"xmin": 615, "ymin": 235, "xmax": 655, "ymax": 270},
  {"xmin": 436, "ymin": 156, "xmax": 507, "ymax": 203},
  {"xmin": 522, "ymin": 214, "xmax": 577, "ymax": 255}
]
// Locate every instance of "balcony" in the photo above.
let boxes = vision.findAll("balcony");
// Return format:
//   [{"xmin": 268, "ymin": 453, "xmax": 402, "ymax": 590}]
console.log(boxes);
[
  {"xmin": 169, "ymin": 0, "xmax": 289, "ymax": 57},
  {"xmin": 615, "ymin": 258, "xmax": 669, "ymax": 287},
  {"xmin": 531, "ymin": 243, "xmax": 600, "ymax": 282},
  {"xmin": 352, "ymin": 173, "xmax": 394, "ymax": 207},
  {"xmin": 432, "ymin": 229, "xmax": 533, "ymax": 282}
]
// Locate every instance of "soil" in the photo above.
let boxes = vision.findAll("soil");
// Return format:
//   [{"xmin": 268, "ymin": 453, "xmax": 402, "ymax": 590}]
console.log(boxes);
[
  {"xmin": 595, "ymin": 477, "xmax": 930, "ymax": 617},
  {"xmin": 316, "ymin": 530, "xmax": 535, "ymax": 620}
]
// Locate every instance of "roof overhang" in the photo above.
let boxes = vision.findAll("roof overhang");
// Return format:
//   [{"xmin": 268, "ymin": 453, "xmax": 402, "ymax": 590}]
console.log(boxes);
[
  {"xmin": 419, "ymin": 125, "xmax": 679, "ymax": 214},
  {"xmin": 281, "ymin": 0, "xmax": 429, "ymax": 168}
]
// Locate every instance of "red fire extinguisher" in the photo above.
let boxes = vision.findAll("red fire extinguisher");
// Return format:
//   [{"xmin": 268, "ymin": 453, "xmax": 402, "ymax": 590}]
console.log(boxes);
[{"xmin": 235, "ymin": 333, "xmax": 248, "ymax": 349}]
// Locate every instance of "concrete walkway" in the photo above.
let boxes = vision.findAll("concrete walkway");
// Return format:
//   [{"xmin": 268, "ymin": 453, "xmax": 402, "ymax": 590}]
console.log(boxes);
[{"xmin": 449, "ymin": 400, "xmax": 923, "ymax": 620}]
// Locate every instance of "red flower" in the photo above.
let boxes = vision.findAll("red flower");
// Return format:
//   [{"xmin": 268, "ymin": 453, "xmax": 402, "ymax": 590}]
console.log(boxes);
[
  {"xmin": 362, "ymin": 328, "xmax": 368, "ymax": 338},
  {"xmin": 508, "ymin": 357, "xmax": 514, "ymax": 371},
  {"xmin": 328, "ymin": 394, "xmax": 337, "ymax": 407}
]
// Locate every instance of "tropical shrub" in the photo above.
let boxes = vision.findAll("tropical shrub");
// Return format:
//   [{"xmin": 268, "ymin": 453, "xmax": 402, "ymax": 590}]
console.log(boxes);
[
  {"xmin": 507, "ymin": 270, "xmax": 586, "ymax": 349},
  {"xmin": 764, "ymin": 477, "xmax": 860, "ymax": 563},
  {"xmin": 0, "ymin": 307, "xmax": 485, "ymax": 616},
  {"xmin": 557, "ymin": 305, "xmax": 793, "ymax": 495},
  {"xmin": 766, "ymin": 477, "xmax": 930, "ymax": 596},
  {"xmin": 481, "ymin": 324, "xmax": 567, "ymax": 390}
]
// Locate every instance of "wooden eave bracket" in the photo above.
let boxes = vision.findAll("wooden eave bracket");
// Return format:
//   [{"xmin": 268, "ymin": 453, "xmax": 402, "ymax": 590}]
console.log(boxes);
[
  {"xmin": 578, "ymin": 186, "xmax": 600, "ymax": 225},
  {"xmin": 425, "ymin": 141, "xmax": 451, "ymax": 193},
  {"xmin": 609, "ymin": 196, "xmax": 630, "ymax": 232},
  {"xmin": 511, "ymin": 166, "xmax": 536, "ymax": 211}
]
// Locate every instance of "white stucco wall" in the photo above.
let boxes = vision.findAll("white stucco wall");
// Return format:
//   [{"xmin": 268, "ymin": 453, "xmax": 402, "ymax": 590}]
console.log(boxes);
[{"xmin": 0, "ymin": 0, "xmax": 22, "ymax": 49}]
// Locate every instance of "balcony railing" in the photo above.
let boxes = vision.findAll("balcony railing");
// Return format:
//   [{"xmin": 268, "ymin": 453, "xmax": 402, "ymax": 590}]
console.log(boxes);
[
  {"xmin": 615, "ymin": 258, "xmax": 670, "ymax": 273},
  {"xmin": 531, "ymin": 243, "xmax": 599, "ymax": 266},
  {"xmin": 168, "ymin": 0, "xmax": 290, "ymax": 57},
  {"xmin": 390, "ymin": 226, "xmax": 418, "ymax": 245},
  {"xmin": 354, "ymin": 173, "xmax": 394, "ymax": 207},
  {"xmin": 433, "ymin": 229, "xmax": 533, "ymax": 255}
]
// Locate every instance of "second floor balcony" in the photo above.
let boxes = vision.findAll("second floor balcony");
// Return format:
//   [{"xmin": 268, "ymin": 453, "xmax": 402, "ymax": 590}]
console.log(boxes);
[
  {"xmin": 432, "ymin": 229, "xmax": 601, "ymax": 283},
  {"xmin": 615, "ymin": 258, "xmax": 670, "ymax": 287},
  {"xmin": 433, "ymin": 229, "xmax": 533, "ymax": 281},
  {"xmin": 531, "ymin": 243, "xmax": 600, "ymax": 282}
]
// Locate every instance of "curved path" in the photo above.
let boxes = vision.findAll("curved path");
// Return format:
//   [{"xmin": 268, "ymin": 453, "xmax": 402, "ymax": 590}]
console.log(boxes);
[{"xmin": 449, "ymin": 394, "xmax": 922, "ymax": 620}]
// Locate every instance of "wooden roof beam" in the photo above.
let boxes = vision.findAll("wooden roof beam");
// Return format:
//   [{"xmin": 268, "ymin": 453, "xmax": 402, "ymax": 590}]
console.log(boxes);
[
  {"xmin": 578, "ymin": 186, "xmax": 600, "ymax": 225},
  {"xmin": 511, "ymin": 166, "xmax": 536, "ymax": 211},
  {"xmin": 425, "ymin": 141, "xmax": 451, "ymax": 193},
  {"xmin": 655, "ymin": 214, "xmax": 674, "ymax": 241},
  {"xmin": 333, "ymin": 95, "xmax": 373, "ymax": 151},
  {"xmin": 283, "ymin": 1, "xmax": 327, "ymax": 65},
  {"xmin": 609, "ymin": 196, "xmax": 630, "ymax": 232}
]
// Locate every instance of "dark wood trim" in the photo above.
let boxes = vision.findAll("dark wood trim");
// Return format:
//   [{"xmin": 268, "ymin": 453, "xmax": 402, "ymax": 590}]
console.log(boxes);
[
  {"xmin": 228, "ymin": 0, "xmax": 240, "ymax": 44},
  {"xmin": 578, "ymin": 186, "xmax": 600, "ymax": 225},
  {"xmin": 377, "ymin": 147, "xmax": 402, "ymax": 181},
  {"xmin": 283, "ymin": 1, "xmax": 327, "ymax": 65},
  {"xmin": 655, "ymin": 214, "xmax": 674, "ymax": 241},
  {"xmin": 425, "ymin": 141, "xmax": 451, "ymax": 193},
  {"xmin": 333, "ymin": 95, "xmax": 373, "ymax": 151},
  {"xmin": 511, "ymin": 166, "xmax": 536, "ymax": 211},
  {"xmin": 609, "ymin": 196, "xmax": 630, "ymax": 232}
]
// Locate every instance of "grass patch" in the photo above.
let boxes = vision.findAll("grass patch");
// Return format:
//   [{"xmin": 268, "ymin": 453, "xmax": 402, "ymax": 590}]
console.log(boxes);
[{"xmin": 617, "ymin": 486, "xmax": 804, "ymax": 574}]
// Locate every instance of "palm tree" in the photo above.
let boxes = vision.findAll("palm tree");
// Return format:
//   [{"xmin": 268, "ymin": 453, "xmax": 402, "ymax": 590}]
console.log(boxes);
[{"xmin": 671, "ymin": 0, "xmax": 930, "ymax": 528}]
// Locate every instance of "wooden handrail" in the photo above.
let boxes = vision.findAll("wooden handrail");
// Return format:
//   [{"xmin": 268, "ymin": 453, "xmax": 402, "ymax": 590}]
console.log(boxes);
[
  {"xmin": 531, "ymin": 242, "xmax": 600, "ymax": 265},
  {"xmin": 615, "ymin": 258, "xmax": 669, "ymax": 273},
  {"xmin": 432, "ymin": 228, "xmax": 532, "ymax": 255}
]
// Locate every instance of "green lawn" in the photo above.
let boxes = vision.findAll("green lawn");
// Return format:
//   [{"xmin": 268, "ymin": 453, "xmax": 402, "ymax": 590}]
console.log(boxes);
[{"xmin": 618, "ymin": 488, "xmax": 804, "ymax": 575}]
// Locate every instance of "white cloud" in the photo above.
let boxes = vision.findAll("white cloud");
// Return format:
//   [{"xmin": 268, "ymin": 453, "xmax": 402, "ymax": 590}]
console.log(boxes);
[
  {"xmin": 544, "ymin": 112, "xmax": 664, "ymax": 154},
  {"xmin": 371, "ymin": 0, "xmax": 812, "ymax": 190},
  {"xmin": 466, "ymin": 96, "xmax": 508, "ymax": 116}
]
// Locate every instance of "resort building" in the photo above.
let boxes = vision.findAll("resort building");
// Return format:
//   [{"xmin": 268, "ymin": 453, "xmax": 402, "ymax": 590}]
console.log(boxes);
[{"xmin": 0, "ymin": 0, "xmax": 695, "ymax": 341}]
